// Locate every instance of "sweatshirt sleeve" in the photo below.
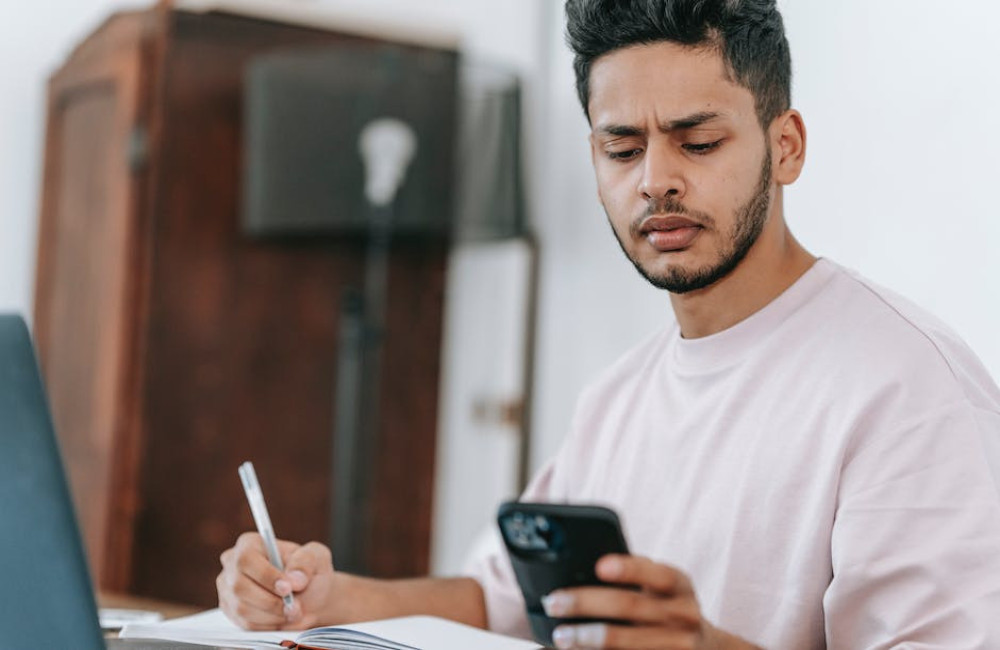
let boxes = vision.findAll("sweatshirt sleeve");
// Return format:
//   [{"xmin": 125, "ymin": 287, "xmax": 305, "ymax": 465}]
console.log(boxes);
[{"xmin": 823, "ymin": 403, "xmax": 1000, "ymax": 649}]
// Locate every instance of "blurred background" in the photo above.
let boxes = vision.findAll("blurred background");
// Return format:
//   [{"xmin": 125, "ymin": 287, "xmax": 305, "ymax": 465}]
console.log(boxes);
[{"xmin": 1, "ymin": 0, "xmax": 998, "ymax": 609}]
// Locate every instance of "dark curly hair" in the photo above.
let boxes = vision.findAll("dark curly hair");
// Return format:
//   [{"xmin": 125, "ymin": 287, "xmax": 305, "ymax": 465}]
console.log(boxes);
[{"xmin": 565, "ymin": 0, "xmax": 792, "ymax": 128}]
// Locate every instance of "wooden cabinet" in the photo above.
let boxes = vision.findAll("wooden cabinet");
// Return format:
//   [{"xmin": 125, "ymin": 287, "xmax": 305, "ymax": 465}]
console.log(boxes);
[{"xmin": 33, "ymin": 3, "xmax": 446, "ymax": 606}]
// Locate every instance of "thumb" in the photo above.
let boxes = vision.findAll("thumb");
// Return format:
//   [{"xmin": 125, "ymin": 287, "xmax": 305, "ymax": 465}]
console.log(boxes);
[{"xmin": 284, "ymin": 541, "xmax": 334, "ymax": 591}]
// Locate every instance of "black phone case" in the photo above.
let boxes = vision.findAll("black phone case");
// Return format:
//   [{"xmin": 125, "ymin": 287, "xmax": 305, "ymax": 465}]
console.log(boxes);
[{"xmin": 497, "ymin": 502, "xmax": 630, "ymax": 647}]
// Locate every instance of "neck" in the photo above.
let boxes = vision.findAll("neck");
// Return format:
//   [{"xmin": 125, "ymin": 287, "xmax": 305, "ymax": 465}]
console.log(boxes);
[{"xmin": 669, "ymin": 201, "xmax": 815, "ymax": 339}]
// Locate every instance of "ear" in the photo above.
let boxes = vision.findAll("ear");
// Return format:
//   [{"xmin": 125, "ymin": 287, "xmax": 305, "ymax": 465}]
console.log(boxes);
[{"xmin": 770, "ymin": 109, "xmax": 807, "ymax": 186}]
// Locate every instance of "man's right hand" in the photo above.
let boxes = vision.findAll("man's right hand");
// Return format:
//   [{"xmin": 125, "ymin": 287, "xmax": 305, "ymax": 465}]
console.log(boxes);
[
  {"xmin": 217, "ymin": 531, "xmax": 489, "ymax": 633},
  {"xmin": 217, "ymin": 532, "xmax": 343, "ymax": 631}
]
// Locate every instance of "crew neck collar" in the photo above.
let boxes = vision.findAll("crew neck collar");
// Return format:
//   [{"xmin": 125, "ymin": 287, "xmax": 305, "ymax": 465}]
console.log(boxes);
[{"xmin": 671, "ymin": 258, "xmax": 837, "ymax": 373}]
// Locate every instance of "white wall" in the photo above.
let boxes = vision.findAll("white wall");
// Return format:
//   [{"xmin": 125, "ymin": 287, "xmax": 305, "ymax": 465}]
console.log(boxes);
[{"xmin": 0, "ymin": 0, "xmax": 135, "ymax": 317}]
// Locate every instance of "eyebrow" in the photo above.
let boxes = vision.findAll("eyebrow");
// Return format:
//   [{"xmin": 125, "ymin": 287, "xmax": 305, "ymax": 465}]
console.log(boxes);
[{"xmin": 595, "ymin": 111, "xmax": 724, "ymax": 137}]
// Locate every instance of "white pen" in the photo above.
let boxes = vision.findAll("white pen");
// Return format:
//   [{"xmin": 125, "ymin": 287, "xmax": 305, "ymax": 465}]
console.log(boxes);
[{"xmin": 238, "ymin": 461, "xmax": 295, "ymax": 609}]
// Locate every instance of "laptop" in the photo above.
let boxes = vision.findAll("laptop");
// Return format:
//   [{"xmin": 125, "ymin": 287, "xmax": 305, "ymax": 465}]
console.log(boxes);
[{"xmin": 0, "ymin": 314, "xmax": 235, "ymax": 649}]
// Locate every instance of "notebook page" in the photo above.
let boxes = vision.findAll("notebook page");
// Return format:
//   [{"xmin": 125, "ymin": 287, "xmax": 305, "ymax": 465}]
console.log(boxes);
[
  {"xmin": 120, "ymin": 610, "xmax": 288, "ymax": 648},
  {"xmin": 122, "ymin": 610, "xmax": 541, "ymax": 650},
  {"xmin": 299, "ymin": 616, "xmax": 541, "ymax": 650}
]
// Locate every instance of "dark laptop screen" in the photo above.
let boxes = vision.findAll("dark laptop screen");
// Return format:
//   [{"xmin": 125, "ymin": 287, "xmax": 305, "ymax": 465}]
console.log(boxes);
[{"xmin": 0, "ymin": 314, "xmax": 105, "ymax": 648}]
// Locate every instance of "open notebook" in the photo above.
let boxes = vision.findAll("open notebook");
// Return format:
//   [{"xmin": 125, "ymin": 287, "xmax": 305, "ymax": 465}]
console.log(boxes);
[{"xmin": 121, "ymin": 609, "xmax": 540, "ymax": 650}]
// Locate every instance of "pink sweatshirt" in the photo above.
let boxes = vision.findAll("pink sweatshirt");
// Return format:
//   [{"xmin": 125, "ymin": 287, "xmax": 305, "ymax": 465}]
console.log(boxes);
[{"xmin": 466, "ymin": 259, "xmax": 1000, "ymax": 649}]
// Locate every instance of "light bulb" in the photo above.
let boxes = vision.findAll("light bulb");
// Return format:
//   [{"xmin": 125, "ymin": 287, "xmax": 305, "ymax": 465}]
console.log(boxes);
[{"xmin": 358, "ymin": 118, "xmax": 418, "ymax": 208}]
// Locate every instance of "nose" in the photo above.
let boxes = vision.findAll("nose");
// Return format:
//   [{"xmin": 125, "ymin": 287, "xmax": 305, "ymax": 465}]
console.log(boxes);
[{"xmin": 638, "ymin": 140, "xmax": 685, "ymax": 201}]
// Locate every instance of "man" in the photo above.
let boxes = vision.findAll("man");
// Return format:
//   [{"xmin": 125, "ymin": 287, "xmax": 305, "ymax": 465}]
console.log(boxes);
[{"xmin": 217, "ymin": 1, "xmax": 1000, "ymax": 647}]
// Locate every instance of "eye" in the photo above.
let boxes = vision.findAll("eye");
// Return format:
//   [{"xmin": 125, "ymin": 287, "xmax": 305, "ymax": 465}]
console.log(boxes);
[
  {"xmin": 683, "ymin": 140, "xmax": 723, "ymax": 155},
  {"xmin": 607, "ymin": 148, "xmax": 643, "ymax": 161}
]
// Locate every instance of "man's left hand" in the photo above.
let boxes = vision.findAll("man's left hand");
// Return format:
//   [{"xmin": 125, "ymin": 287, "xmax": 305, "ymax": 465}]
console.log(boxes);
[{"xmin": 540, "ymin": 554, "xmax": 760, "ymax": 650}]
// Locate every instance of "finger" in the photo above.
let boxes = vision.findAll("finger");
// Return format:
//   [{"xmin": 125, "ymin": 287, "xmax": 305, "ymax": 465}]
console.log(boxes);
[
  {"xmin": 217, "ymin": 555, "xmax": 289, "ymax": 614},
  {"xmin": 276, "ymin": 539, "xmax": 301, "ymax": 564},
  {"xmin": 219, "ymin": 589, "xmax": 286, "ymax": 630},
  {"xmin": 552, "ymin": 622, "xmax": 699, "ymax": 649},
  {"xmin": 596, "ymin": 555, "xmax": 692, "ymax": 596},
  {"xmin": 217, "ymin": 570, "xmax": 287, "ymax": 630},
  {"xmin": 542, "ymin": 586, "xmax": 700, "ymax": 629},
  {"xmin": 284, "ymin": 541, "xmax": 333, "ymax": 590},
  {"xmin": 274, "ymin": 540, "xmax": 306, "ymax": 593},
  {"xmin": 223, "ymin": 533, "xmax": 301, "ymax": 601}
]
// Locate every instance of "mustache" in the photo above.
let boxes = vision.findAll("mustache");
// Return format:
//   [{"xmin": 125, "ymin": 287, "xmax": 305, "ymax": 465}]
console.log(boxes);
[{"xmin": 630, "ymin": 198, "xmax": 716, "ymax": 238}]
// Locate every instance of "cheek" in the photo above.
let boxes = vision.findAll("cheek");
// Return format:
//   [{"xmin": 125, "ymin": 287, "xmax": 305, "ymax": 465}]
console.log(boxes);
[
  {"xmin": 706, "ymin": 168, "xmax": 753, "ymax": 215},
  {"xmin": 594, "ymin": 168, "xmax": 634, "ymax": 215},
  {"xmin": 594, "ymin": 182, "xmax": 636, "ymax": 240},
  {"xmin": 600, "ymin": 190, "xmax": 633, "ymax": 230}
]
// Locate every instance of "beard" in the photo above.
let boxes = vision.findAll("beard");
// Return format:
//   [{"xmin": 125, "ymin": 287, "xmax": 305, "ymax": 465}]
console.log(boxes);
[{"xmin": 609, "ymin": 148, "xmax": 773, "ymax": 294}]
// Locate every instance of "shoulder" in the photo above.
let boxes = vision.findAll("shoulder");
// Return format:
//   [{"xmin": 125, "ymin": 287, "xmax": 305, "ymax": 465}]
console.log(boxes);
[
  {"xmin": 805, "ymin": 260, "xmax": 1000, "ymax": 412},
  {"xmin": 545, "ymin": 325, "xmax": 676, "ymax": 482},
  {"xmin": 573, "ymin": 324, "xmax": 675, "ymax": 414}
]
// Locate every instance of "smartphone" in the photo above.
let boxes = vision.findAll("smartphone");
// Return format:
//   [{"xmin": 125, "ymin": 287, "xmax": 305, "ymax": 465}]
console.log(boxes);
[{"xmin": 497, "ymin": 501, "xmax": 630, "ymax": 646}]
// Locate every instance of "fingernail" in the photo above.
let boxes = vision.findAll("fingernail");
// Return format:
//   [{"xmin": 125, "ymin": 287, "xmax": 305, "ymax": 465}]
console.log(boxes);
[
  {"xmin": 600, "ymin": 555, "xmax": 623, "ymax": 578},
  {"xmin": 576, "ymin": 623, "xmax": 607, "ymax": 646},
  {"xmin": 283, "ymin": 601, "xmax": 301, "ymax": 622},
  {"xmin": 541, "ymin": 592, "xmax": 574, "ymax": 617},
  {"xmin": 552, "ymin": 626, "xmax": 575, "ymax": 649},
  {"xmin": 275, "ymin": 579, "xmax": 292, "ymax": 596},
  {"xmin": 288, "ymin": 570, "xmax": 308, "ymax": 588}
]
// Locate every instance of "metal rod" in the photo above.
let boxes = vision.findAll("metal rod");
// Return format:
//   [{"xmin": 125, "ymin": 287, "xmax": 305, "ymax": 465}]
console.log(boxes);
[{"xmin": 331, "ymin": 203, "xmax": 393, "ymax": 574}]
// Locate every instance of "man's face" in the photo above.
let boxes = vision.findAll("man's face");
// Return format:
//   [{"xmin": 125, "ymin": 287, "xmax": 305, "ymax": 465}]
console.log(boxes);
[{"xmin": 588, "ymin": 42, "xmax": 775, "ymax": 294}]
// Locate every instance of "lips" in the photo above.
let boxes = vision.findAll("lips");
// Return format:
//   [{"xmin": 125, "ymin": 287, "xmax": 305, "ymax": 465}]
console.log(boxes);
[
  {"xmin": 640, "ymin": 215, "xmax": 701, "ymax": 233},
  {"xmin": 639, "ymin": 215, "xmax": 703, "ymax": 252}
]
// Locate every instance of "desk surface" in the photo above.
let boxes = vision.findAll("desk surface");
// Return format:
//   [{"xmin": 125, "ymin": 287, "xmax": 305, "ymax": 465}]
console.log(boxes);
[{"xmin": 98, "ymin": 591, "xmax": 202, "ymax": 621}]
